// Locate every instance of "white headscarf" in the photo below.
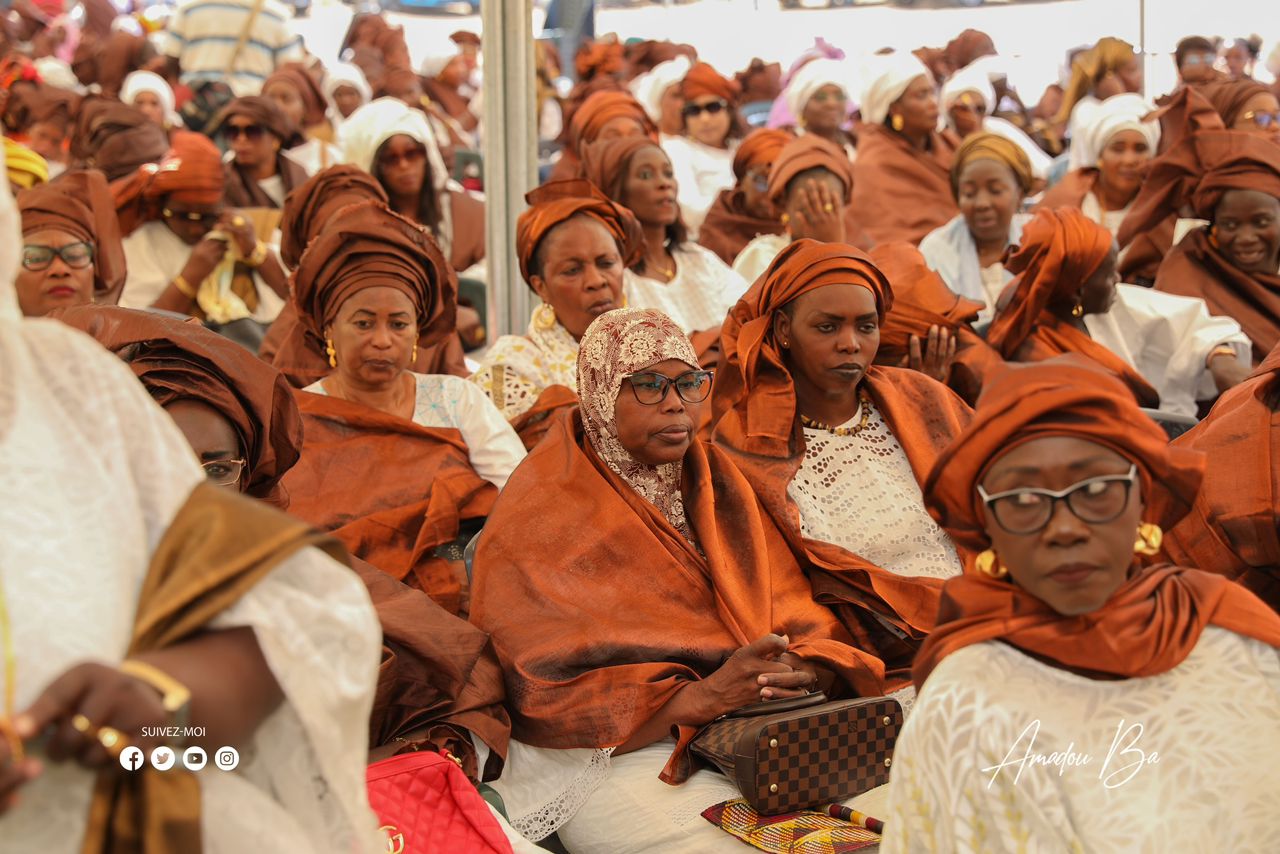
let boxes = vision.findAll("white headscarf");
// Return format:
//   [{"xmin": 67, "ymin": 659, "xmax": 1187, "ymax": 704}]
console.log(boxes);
[
  {"xmin": 784, "ymin": 58, "xmax": 855, "ymax": 122},
  {"xmin": 628, "ymin": 55, "xmax": 693, "ymax": 125},
  {"xmin": 33, "ymin": 57, "xmax": 81, "ymax": 93},
  {"xmin": 860, "ymin": 53, "xmax": 932, "ymax": 126},
  {"xmin": 420, "ymin": 37, "xmax": 462, "ymax": 80},
  {"xmin": 324, "ymin": 62, "xmax": 373, "ymax": 109},
  {"xmin": 120, "ymin": 70, "xmax": 182, "ymax": 128},
  {"xmin": 940, "ymin": 60, "xmax": 996, "ymax": 116},
  {"xmin": 1, "ymin": 147, "xmax": 20, "ymax": 322},
  {"xmin": 1076, "ymin": 93, "xmax": 1159, "ymax": 169}
]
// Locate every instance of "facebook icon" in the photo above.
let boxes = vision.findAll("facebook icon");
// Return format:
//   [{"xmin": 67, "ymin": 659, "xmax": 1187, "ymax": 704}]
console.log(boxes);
[{"xmin": 119, "ymin": 746, "xmax": 145, "ymax": 772}]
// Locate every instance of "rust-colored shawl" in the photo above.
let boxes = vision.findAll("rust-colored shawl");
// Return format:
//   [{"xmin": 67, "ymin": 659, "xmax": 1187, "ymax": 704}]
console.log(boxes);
[
  {"xmin": 69, "ymin": 98, "xmax": 170, "ymax": 182},
  {"xmin": 710, "ymin": 240, "xmax": 974, "ymax": 679},
  {"xmin": 1165, "ymin": 345, "xmax": 1280, "ymax": 608},
  {"xmin": 17, "ymin": 169, "xmax": 127, "ymax": 304},
  {"xmin": 916, "ymin": 360, "xmax": 1280, "ymax": 688},
  {"xmin": 283, "ymin": 391, "xmax": 497, "ymax": 615},
  {"xmin": 550, "ymin": 89, "xmax": 658, "ymax": 181},
  {"xmin": 849, "ymin": 124, "xmax": 958, "ymax": 245},
  {"xmin": 988, "ymin": 207, "xmax": 1160, "ymax": 407},
  {"xmin": 1035, "ymin": 167, "xmax": 1096, "ymax": 211},
  {"xmin": 82, "ymin": 483, "xmax": 345, "ymax": 854},
  {"xmin": 697, "ymin": 129, "xmax": 790, "ymax": 264},
  {"xmin": 279, "ymin": 164, "xmax": 389, "ymax": 269},
  {"xmin": 869, "ymin": 241, "xmax": 1004, "ymax": 405}
]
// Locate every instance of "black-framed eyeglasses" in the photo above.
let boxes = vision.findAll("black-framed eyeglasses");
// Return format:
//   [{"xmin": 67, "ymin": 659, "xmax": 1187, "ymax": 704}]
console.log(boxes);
[
  {"xmin": 201, "ymin": 458, "xmax": 247, "ymax": 486},
  {"xmin": 163, "ymin": 208, "xmax": 221, "ymax": 228},
  {"xmin": 683, "ymin": 99, "xmax": 728, "ymax": 119},
  {"xmin": 977, "ymin": 464, "xmax": 1137, "ymax": 536},
  {"xmin": 1242, "ymin": 110, "xmax": 1280, "ymax": 129},
  {"xmin": 623, "ymin": 370, "xmax": 714, "ymax": 405},
  {"xmin": 224, "ymin": 123, "xmax": 265, "ymax": 141},
  {"xmin": 21, "ymin": 242, "xmax": 94, "ymax": 271}
]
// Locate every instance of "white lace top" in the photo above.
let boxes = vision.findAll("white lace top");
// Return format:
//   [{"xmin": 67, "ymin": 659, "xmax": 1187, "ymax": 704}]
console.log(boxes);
[
  {"xmin": 624, "ymin": 244, "xmax": 749, "ymax": 335},
  {"xmin": 788, "ymin": 398, "xmax": 963, "ymax": 581},
  {"xmin": 881, "ymin": 627, "xmax": 1280, "ymax": 853},
  {"xmin": 469, "ymin": 309, "xmax": 580, "ymax": 422}
]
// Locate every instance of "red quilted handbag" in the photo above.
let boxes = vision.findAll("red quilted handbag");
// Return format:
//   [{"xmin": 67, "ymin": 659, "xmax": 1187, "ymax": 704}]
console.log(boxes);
[{"xmin": 366, "ymin": 751, "xmax": 514, "ymax": 854}]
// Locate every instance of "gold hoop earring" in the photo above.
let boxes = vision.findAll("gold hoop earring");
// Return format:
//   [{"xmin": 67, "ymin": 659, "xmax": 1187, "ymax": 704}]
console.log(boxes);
[
  {"xmin": 325, "ymin": 338, "xmax": 337, "ymax": 368},
  {"xmin": 975, "ymin": 549, "xmax": 1009, "ymax": 579},
  {"xmin": 891, "ymin": 114, "xmax": 904, "ymax": 132},
  {"xmin": 1134, "ymin": 523, "xmax": 1163, "ymax": 556},
  {"xmin": 534, "ymin": 301, "xmax": 557, "ymax": 331},
  {"xmin": 1071, "ymin": 301, "xmax": 1085, "ymax": 318}
]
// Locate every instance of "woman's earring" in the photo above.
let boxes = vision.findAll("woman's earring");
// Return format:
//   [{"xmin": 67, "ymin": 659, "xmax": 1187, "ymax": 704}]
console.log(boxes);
[
  {"xmin": 534, "ymin": 301, "xmax": 557, "ymax": 331},
  {"xmin": 325, "ymin": 338, "xmax": 337, "ymax": 368},
  {"xmin": 1134, "ymin": 523, "xmax": 1163, "ymax": 556},
  {"xmin": 1071, "ymin": 300, "xmax": 1085, "ymax": 318},
  {"xmin": 1207, "ymin": 227, "xmax": 1219, "ymax": 249},
  {"xmin": 975, "ymin": 549, "xmax": 1009, "ymax": 579},
  {"xmin": 780, "ymin": 212, "xmax": 790, "ymax": 225},
  {"xmin": 891, "ymin": 114, "xmax": 905, "ymax": 132},
  {"xmin": 411, "ymin": 342, "xmax": 419, "ymax": 364}
]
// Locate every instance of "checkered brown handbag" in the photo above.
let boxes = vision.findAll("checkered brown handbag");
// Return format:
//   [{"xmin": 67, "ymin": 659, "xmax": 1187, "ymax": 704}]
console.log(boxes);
[{"xmin": 690, "ymin": 693, "xmax": 902, "ymax": 815}]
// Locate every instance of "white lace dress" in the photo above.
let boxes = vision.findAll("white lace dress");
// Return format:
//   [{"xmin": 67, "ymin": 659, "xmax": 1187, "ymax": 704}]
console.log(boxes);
[
  {"xmin": 624, "ymin": 244, "xmax": 750, "ymax": 335},
  {"xmin": 880, "ymin": 627, "xmax": 1280, "ymax": 853},
  {"xmin": 469, "ymin": 310, "xmax": 580, "ymax": 422}
]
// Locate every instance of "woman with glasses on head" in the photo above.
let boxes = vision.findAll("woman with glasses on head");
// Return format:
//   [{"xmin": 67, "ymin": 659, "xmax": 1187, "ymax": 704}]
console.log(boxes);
[
  {"xmin": 660, "ymin": 62, "xmax": 745, "ymax": 234},
  {"xmin": 880, "ymin": 360, "xmax": 1280, "ymax": 852},
  {"xmin": 473, "ymin": 308, "xmax": 876, "ymax": 851},
  {"xmin": 696, "ymin": 128, "xmax": 792, "ymax": 266},
  {"xmin": 212, "ymin": 96, "xmax": 310, "ymax": 209},
  {"xmin": 14, "ymin": 168, "xmax": 125, "ymax": 317}
]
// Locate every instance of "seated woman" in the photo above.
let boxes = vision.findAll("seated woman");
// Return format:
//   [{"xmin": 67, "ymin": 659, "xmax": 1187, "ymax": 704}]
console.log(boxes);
[
  {"xmin": 882, "ymin": 360, "xmax": 1280, "ymax": 851},
  {"xmin": 919, "ymin": 133, "xmax": 1033, "ymax": 318},
  {"xmin": 0, "ymin": 170, "xmax": 382, "ymax": 850},
  {"xmin": 1037, "ymin": 93, "xmax": 1159, "ymax": 240},
  {"xmin": 582, "ymin": 136, "xmax": 748, "ymax": 348},
  {"xmin": 628, "ymin": 54, "xmax": 692, "ymax": 139},
  {"xmin": 784, "ymin": 58, "xmax": 856, "ymax": 159},
  {"xmin": 473, "ymin": 308, "xmax": 882, "ymax": 850},
  {"xmin": 696, "ymin": 128, "xmax": 792, "ymax": 265},
  {"xmin": 212, "ymin": 96, "xmax": 310, "ymax": 209},
  {"xmin": 546, "ymin": 88, "xmax": 658, "ymax": 182},
  {"xmin": 262, "ymin": 63, "xmax": 345, "ymax": 176},
  {"xmin": 850, "ymin": 54, "xmax": 958, "ymax": 245},
  {"xmin": 470, "ymin": 179, "xmax": 643, "ymax": 448},
  {"xmin": 661, "ymin": 62, "xmax": 743, "ymax": 233},
  {"xmin": 1056, "ymin": 37, "xmax": 1145, "ymax": 171},
  {"xmin": 324, "ymin": 61, "xmax": 373, "ymax": 124},
  {"xmin": 281, "ymin": 201, "xmax": 524, "ymax": 615},
  {"xmin": 711, "ymin": 240, "xmax": 973, "ymax": 707},
  {"xmin": 113, "ymin": 133, "xmax": 291, "ymax": 325},
  {"xmin": 733, "ymin": 135, "xmax": 872, "ymax": 283},
  {"xmin": 989, "ymin": 207, "xmax": 1250, "ymax": 417},
  {"xmin": 119, "ymin": 70, "xmax": 182, "ymax": 134},
  {"xmin": 939, "ymin": 57, "xmax": 1053, "ymax": 181},
  {"xmin": 14, "ymin": 168, "xmax": 125, "ymax": 316},
  {"xmin": 340, "ymin": 97, "xmax": 485, "ymax": 274}
]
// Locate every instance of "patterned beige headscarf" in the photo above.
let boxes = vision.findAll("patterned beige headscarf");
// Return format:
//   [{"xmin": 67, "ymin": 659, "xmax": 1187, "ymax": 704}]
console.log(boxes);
[{"xmin": 577, "ymin": 308, "xmax": 701, "ymax": 540}]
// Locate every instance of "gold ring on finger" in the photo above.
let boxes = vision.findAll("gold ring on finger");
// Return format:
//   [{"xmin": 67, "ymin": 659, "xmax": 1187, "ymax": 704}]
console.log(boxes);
[
  {"xmin": 823, "ymin": 204, "xmax": 834, "ymax": 213},
  {"xmin": 232, "ymin": 216, "xmax": 246, "ymax": 227},
  {"xmin": 72, "ymin": 714, "xmax": 94, "ymax": 734}
]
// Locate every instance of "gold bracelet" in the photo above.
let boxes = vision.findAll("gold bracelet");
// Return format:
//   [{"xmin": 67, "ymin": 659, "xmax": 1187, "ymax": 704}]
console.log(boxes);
[
  {"xmin": 244, "ymin": 241, "xmax": 269, "ymax": 268},
  {"xmin": 172, "ymin": 274, "xmax": 198, "ymax": 299},
  {"xmin": 119, "ymin": 660, "xmax": 191, "ymax": 727},
  {"xmin": 1206, "ymin": 344, "xmax": 1238, "ymax": 367}
]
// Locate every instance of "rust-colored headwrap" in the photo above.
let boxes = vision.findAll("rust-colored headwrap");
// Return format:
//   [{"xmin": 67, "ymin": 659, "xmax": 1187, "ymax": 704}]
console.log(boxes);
[
  {"xmin": 51, "ymin": 306, "xmax": 303, "ymax": 507},
  {"xmin": 943, "ymin": 29, "xmax": 997, "ymax": 73},
  {"xmin": 1198, "ymin": 78, "xmax": 1274, "ymax": 127},
  {"xmin": 291, "ymin": 200, "xmax": 456, "ymax": 346},
  {"xmin": 681, "ymin": 62, "xmax": 740, "ymax": 103},
  {"xmin": 211, "ymin": 95, "xmax": 306, "ymax": 148},
  {"xmin": 264, "ymin": 62, "xmax": 330, "ymax": 128},
  {"xmin": 69, "ymin": 97, "xmax": 170, "ymax": 181},
  {"xmin": 70, "ymin": 30, "xmax": 151, "ymax": 99},
  {"xmin": 913, "ymin": 47, "xmax": 953, "ymax": 86},
  {"xmin": 766, "ymin": 135, "xmax": 854, "ymax": 205},
  {"xmin": 17, "ymin": 169, "xmax": 126, "ymax": 304},
  {"xmin": 580, "ymin": 135, "xmax": 665, "ymax": 201},
  {"xmin": 280, "ymin": 165, "xmax": 389, "ymax": 268},
  {"xmin": 112, "ymin": 131, "xmax": 226, "ymax": 236},
  {"xmin": 950, "ymin": 131, "xmax": 1034, "ymax": 197},
  {"xmin": 515, "ymin": 179, "xmax": 644, "ymax": 285},
  {"xmin": 4, "ymin": 83, "xmax": 79, "ymax": 134},
  {"xmin": 731, "ymin": 128, "xmax": 792, "ymax": 181},
  {"xmin": 914, "ymin": 359, "xmax": 1280, "ymax": 689},
  {"xmin": 735, "ymin": 58, "xmax": 782, "ymax": 105},
  {"xmin": 575, "ymin": 39, "xmax": 626, "ymax": 81},
  {"xmin": 340, "ymin": 13, "xmax": 412, "ymax": 79},
  {"xmin": 623, "ymin": 40, "xmax": 696, "ymax": 81},
  {"xmin": 450, "ymin": 31, "xmax": 481, "ymax": 48},
  {"xmin": 566, "ymin": 90, "xmax": 657, "ymax": 155}
]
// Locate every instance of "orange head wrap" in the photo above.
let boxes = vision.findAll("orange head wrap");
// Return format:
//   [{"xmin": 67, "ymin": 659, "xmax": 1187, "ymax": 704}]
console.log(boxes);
[
  {"xmin": 951, "ymin": 131, "xmax": 1034, "ymax": 197},
  {"xmin": 18, "ymin": 168, "xmax": 127, "ymax": 304},
  {"xmin": 111, "ymin": 131, "xmax": 225, "ymax": 236},
  {"xmin": 735, "ymin": 58, "xmax": 783, "ymax": 105},
  {"xmin": 264, "ymin": 63, "xmax": 330, "ymax": 128},
  {"xmin": 280, "ymin": 164, "xmax": 389, "ymax": 268},
  {"xmin": 516, "ymin": 179, "xmax": 645, "ymax": 285},
  {"xmin": 580, "ymin": 135, "xmax": 667, "ymax": 202},
  {"xmin": 567, "ymin": 90, "xmax": 657, "ymax": 155},
  {"xmin": 681, "ymin": 62, "xmax": 740, "ymax": 103},
  {"xmin": 943, "ymin": 29, "xmax": 997, "ymax": 72},
  {"xmin": 731, "ymin": 128, "xmax": 793, "ymax": 182},
  {"xmin": 986, "ymin": 207, "xmax": 1113, "ymax": 359},
  {"xmin": 575, "ymin": 40, "xmax": 626, "ymax": 81},
  {"xmin": 766, "ymin": 134, "xmax": 854, "ymax": 206},
  {"xmin": 70, "ymin": 97, "xmax": 170, "ymax": 182},
  {"xmin": 869, "ymin": 242, "xmax": 984, "ymax": 363}
]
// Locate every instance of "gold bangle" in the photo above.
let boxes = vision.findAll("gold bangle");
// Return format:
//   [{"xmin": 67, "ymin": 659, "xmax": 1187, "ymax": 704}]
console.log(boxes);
[
  {"xmin": 244, "ymin": 241, "xmax": 269, "ymax": 268},
  {"xmin": 1206, "ymin": 344, "xmax": 1238, "ymax": 367},
  {"xmin": 119, "ymin": 660, "xmax": 192, "ymax": 720},
  {"xmin": 172, "ymin": 274, "xmax": 198, "ymax": 299}
]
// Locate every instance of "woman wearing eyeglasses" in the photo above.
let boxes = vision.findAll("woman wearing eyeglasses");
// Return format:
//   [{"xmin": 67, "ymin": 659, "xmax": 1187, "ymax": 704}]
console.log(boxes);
[
  {"xmin": 14, "ymin": 169, "xmax": 126, "ymax": 316},
  {"xmin": 711, "ymin": 240, "xmax": 974, "ymax": 716},
  {"xmin": 211, "ymin": 96, "xmax": 310, "ymax": 210},
  {"xmin": 879, "ymin": 360, "xmax": 1280, "ymax": 853},
  {"xmin": 340, "ymin": 97, "xmax": 486, "ymax": 274},
  {"xmin": 473, "ymin": 308, "xmax": 875, "ymax": 851},
  {"xmin": 696, "ymin": 128, "xmax": 792, "ymax": 266},
  {"xmin": 660, "ymin": 62, "xmax": 744, "ymax": 235}
]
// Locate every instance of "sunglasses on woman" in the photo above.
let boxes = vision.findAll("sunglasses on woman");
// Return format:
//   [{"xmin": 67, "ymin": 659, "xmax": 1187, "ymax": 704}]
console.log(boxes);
[
  {"xmin": 224, "ymin": 123, "xmax": 265, "ymax": 141},
  {"xmin": 1242, "ymin": 110, "xmax": 1280, "ymax": 129},
  {"xmin": 624, "ymin": 370, "xmax": 714, "ymax": 405},
  {"xmin": 379, "ymin": 146, "xmax": 427, "ymax": 169},
  {"xmin": 682, "ymin": 100, "xmax": 728, "ymax": 119},
  {"xmin": 21, "ymin": 242, "xmax": 94, "ymax": 271},
  {"xmin": 977, "ymin": 464, "xmax": 1137, "ymax": 536}
]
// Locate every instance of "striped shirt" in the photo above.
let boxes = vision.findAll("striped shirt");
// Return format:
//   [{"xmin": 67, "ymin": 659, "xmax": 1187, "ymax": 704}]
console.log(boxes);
[{"xmin": 163, "ymin": 0, "xmax": 305, "ymax": 97}]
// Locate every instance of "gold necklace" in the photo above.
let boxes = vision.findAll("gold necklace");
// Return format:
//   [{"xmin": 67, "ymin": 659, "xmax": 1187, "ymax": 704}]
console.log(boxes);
[
  {"xmin": 0, "ymin": 570, "xmax": 22, "ymax": 762},
  {"xmin": 800, "ymin": 389, "xmax": 873, "ymax": 437}
]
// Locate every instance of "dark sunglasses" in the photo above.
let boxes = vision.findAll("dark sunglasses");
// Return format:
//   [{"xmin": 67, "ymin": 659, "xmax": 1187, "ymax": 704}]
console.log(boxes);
[
  {"xmin": 682, "ymin": 99, "xmax": 728, "ymax": 119},
  {"xmin": 379, "ymin": 146, "xmax": 427, "ymax": 168},
  {"xmin": 224, "ymin": 123, "xmax": 265, "ymax": 141},
  {"xmin": 21, "ymin": 242, "xmax": 94, "ymax": 271},
  {"xmin": 163, "ymin": 208, "xmax": 222, "ymax": 228},
  {"xmin": 1242, "ymin": 110, "xmax": 1280, "ymax": 129},
  {"xmin": 624, "ymin": 370, "xmax": 714, "ymax": 405}
]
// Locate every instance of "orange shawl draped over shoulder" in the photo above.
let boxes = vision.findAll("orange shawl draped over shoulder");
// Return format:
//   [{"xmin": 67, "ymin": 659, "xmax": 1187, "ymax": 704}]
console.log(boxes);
[
  {"xmin": 850, "ymin": 124, "xmax": 958, "ymax": 245},
  {"xmin": 1165, "ymin": 347, "xmax": 1280, "ymax": 609},
  {"xmin": 283, "ymin": 391, "xmax": 497, "ymax": 614},
  {"xmin": 470, "ymin": 411, "xmax": 885, "ymax": 752}
]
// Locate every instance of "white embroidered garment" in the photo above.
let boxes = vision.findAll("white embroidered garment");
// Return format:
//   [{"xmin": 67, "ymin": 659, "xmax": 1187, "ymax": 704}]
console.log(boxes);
[
  {"xmin": 880, "ymin": 627, "xmax": 1280, "ymax": 853},
  {"xmin": 788, "ymin": 399, "xmax": 963, "ymax": 582},
  {"xmin": 625, "ymin": 244, "xmax": 749, "ymax": 334},
  {"xmin": 305, "ymin": 372, "xmax": 526, "ymax": 490},
  {"xmin": 731, "ymin": 232, "xmax": 791, "ymax": 288},
  {"xmin": 662, "ymin": 136, "xmax": 737, "ymax": 236},
  {"xmin": 919, "ymin": 213, "xmax": 1026, "ymax": 320},
  {"xmin": 469, "ymin": 308, "xmax": 580, "ymax": 422},
  {"xmin": 1084, "ymin": 283, "xmax": 1250, "ymax": 418}
]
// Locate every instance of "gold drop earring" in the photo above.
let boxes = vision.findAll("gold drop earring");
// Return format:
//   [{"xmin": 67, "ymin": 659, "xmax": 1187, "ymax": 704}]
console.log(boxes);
[
  {"xmin": 325, "ymin": 338, "xmax": 337, "ymax": 368},
  {"xmin": 1134, "ymin": 523, "xmax": 1163, "ymax": 556},
  {"xmin": 891, "ymin": 114, "xmax": 904, "ymax": 132},
  {"xmin": 974, "ymin": 549, "xmax": 1009, "ymax": 579}
]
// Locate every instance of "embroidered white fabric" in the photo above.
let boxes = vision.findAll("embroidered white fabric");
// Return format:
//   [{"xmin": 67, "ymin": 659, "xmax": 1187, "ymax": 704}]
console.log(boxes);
[
  {"xmin": 788, "ymin": 400, "xmax": 963, "ymax": 581},
  {"xmin": 880, "ymin": 628, "xmax": 1280, "ymax": 853},
  {"xmin": 731, "ymin": 232, "xmax": 790, "ymax": 287},
  {"xmin": 492, "ymin": 742, "xmax": 615, "ymax": 842},
  {"xmin": 469, "ymin": 308, "xmax": 580, "ymax": 422},
  {"xmin": 624, "ymin": 244, "xmax": 750, "ymax": 335}
]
